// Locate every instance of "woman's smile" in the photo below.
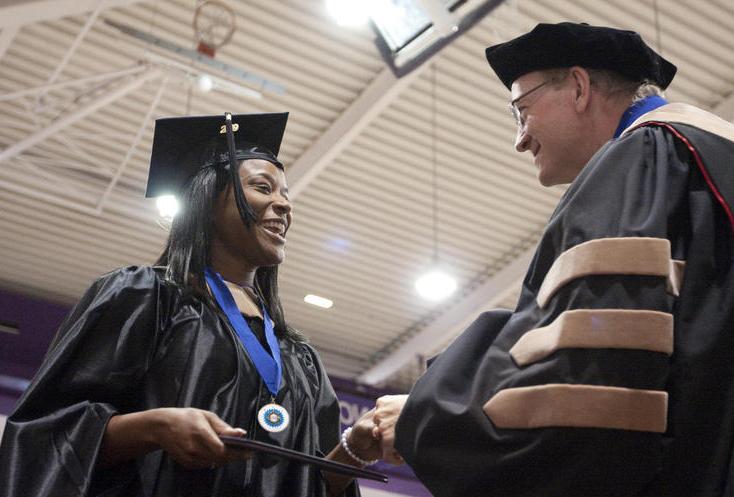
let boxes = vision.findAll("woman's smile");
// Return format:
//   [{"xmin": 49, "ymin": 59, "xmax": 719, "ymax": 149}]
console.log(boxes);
[{"xmin": 260, "ymin": 218, "xmax": 287, "ymax": 244}]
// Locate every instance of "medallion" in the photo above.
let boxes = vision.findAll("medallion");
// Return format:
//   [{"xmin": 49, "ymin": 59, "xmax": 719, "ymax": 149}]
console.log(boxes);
[{"xmin": 258, "ymin": 402, "xmax": 290, "ymax": 432}]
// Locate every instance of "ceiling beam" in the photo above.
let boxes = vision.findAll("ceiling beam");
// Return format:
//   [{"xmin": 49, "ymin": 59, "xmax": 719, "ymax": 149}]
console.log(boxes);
[
  {"xmin": 287, "ymin": 67, "xmax": 422, "ymax": 199},
  {"xmin": 95, "ymin": 75, "xmax": 168, "ymax": 213},
  {"xmin": 0, "ymin": 64, "xmax": 147, "ymax": 102},
  {"xmin": 0, "ymin": 68, "xmax": 158, "ymax": 164},
  {"xmin": 36, "ymin": 4, "xmax": 102, "ymax": 107},
  {"xmin": 358, "ymin": 246, "xmax": 535, "ymax": 385},
  {"xmin": 0, "ymin": 0, "xmax": 147, "ymax": 29}
]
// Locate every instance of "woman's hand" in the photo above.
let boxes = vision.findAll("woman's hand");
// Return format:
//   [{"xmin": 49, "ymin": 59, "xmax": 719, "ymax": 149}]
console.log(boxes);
[
  {"xmin": 324, "ymin": 396, "xmax": 408, "ymax": 497},
  {"xmin": 100, "ymin": 407, "xmax": 252, "ymax": 469},
  {"xmin": 346, "ymin": 408, "xmax": 382, "ymax": 462},
  {"xmin": 372, "ymin": 394, "xmax": 408, "ymax": 465},
  {"xmin": 324, "ymin": 408, "xmax": 381, "ymax": 497},
  {"xmin": 151, "ymin": 407, "xmax": 252, "ymax": 470}
]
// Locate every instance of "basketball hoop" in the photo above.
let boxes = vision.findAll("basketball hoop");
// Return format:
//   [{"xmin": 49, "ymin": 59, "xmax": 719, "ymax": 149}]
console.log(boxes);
[{"xmin": 193, "ymin": 0, "xmax": 236, "ymax": 58}]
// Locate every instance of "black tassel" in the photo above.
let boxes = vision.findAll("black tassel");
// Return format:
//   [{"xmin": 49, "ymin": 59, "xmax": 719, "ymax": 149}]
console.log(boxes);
[{"xmin": 224, "ymin": 113, "xmax": 255, "ymax": 225}]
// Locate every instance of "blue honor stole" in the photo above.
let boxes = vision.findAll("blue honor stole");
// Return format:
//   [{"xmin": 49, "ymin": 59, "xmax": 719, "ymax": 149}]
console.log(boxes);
[{"xmin": 205, "ymin": 267, "xmax": 290, "ymax": 432}]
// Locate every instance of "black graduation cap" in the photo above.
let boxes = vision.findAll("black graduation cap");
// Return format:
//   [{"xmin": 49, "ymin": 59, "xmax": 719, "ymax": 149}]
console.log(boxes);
[
  {"xmin": 485, "ymin": 22, "xmax": 677, "ymax": 90},
  {"xmin": 146, "ymin": 112, "xmax": 288, "ymax": 198}
]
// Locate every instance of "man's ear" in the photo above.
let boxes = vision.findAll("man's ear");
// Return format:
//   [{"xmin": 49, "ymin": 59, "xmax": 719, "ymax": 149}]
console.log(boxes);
[{"xmin": 568, "ymin": 66, "xmax": 592, "ymax": 112}]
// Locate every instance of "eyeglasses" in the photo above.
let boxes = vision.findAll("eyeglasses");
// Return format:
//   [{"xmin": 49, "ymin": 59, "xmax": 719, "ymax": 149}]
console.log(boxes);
[{"xmin": 508, "ymin": 79, "xmax": 553, "ymax": 128}]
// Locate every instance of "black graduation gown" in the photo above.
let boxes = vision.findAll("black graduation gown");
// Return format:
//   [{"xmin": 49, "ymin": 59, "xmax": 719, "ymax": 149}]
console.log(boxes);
[
  {"xmin": 395, "ymin": 103, "xmax": 734, "ymax": 497},
  {"xmin": 0, "ymin": 266, "xmax": 359, "ymax": 497}
]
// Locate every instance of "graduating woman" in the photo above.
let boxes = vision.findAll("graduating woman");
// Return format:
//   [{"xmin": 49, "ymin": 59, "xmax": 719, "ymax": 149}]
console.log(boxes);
[{"xmin": 0, "ymin": 113, "xmax": 380, "ymax": 496}]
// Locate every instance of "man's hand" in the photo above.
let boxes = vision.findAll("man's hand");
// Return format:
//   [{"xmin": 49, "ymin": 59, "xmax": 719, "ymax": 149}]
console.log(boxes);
[{"xmin": 372, "ymin": 394, "xmax": 408, "ymax": 465}]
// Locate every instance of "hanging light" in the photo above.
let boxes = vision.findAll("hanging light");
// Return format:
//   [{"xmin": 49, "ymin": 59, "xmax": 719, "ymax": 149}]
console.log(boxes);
[
  {"xmin": 156, "ymin": 194, "xmax": 179, "ymax": 220},
  {"xmin": 415, "ymin": 62, "xmax": 456, "ymax": 302},
  {"xmin": 195, "ymin": 73, "xmax": 214, "ymax": 92},
  {"xmin": 415, "ymin": 269, "xmax": 457, "ymax": 301}
]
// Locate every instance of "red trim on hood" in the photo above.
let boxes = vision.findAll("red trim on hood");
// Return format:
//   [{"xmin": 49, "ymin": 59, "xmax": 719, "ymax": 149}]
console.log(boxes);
[{"xmin": 629, "ymin": 121, "xmax": 734, "ymax": 233}]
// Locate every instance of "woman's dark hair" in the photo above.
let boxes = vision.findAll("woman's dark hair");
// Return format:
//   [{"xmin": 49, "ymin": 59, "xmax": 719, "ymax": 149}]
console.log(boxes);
[{"xmin": 155, "ymin": 153, "xmax": 302, "ymax": 342}]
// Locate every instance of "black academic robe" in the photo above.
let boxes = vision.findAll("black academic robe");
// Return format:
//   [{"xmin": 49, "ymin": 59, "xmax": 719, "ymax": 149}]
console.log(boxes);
[
  {"xmin": 0, "ymin": 266, "xmax": 359, "ymax": 497},
  {"xmin": 395, "ymin": 103, "xmax": 734, "ymax": 497}
]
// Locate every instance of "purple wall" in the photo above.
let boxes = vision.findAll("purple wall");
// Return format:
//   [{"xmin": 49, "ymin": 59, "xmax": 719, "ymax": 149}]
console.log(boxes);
[
  {"xmin": 0, "ymin": 288, "xmax": 69, "ymax": 399},
  {"xmin": 0, "ymin": 288, "xmax": 430, "ymax": 496}
]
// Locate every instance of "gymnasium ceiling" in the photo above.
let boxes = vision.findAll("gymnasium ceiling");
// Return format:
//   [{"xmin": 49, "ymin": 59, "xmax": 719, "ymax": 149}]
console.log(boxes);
[{"xmin": 1, "ymin": 0, "xmax": 733, "ymax": 391}]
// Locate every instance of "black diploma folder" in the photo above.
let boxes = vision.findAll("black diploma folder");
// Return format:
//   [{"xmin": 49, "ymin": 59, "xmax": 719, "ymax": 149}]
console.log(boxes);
[{"xmin": 219, "ymin": 436, "xmax": 388, "ymax": 483}]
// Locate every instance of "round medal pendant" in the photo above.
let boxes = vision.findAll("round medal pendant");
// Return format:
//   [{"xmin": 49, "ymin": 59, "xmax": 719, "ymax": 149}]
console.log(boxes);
[{"xmin": 257, "ymin": 403, "xmax": 290, "ymax": 432}]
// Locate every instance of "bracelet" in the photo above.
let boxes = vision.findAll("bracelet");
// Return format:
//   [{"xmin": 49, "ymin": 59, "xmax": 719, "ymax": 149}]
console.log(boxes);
[{"xmin": 340, "ymin": 426, "xmax": 379, "ymax": 467}]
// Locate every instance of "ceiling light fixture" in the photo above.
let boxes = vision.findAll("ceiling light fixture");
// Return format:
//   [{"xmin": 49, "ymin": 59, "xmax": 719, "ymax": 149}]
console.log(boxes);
[
  {"xmin": 415, "ymin": 269, "xmax": 457, "ymax": 301},
  {"xmin": 304, "ymin": 294, "xmax": 334, "ymax": 309},
  {"xmin": 196, "ymin": 73, "xmax": 214, "ymax": 92},
  {"xmin": 415, "ymin": 63, "xmax": 456, "ymax": 302}
]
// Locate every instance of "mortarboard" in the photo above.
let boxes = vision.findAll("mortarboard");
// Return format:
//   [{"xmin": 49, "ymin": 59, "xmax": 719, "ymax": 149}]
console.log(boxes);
[
  {"xmin": 146, "ymin": 112, "xmax": 288, "ymax": 198},
  {"xmin": 485, "ymin": 22, "xmax": 677, "ymax": 90}
]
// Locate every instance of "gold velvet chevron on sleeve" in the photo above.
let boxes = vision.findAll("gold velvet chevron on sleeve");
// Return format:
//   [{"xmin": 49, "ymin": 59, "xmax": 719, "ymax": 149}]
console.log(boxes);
[
  {"xmin": 483, "ymin": 384, "xmax": 668, "ymax": 433},
  {"xmin": 509, "ymin": 309, "xmax": 673, "ymax": 367},
  {"xmin": 536, "ymin": 237, "xmax": 684, "ymax": 308},
  {"xmin": 482, "ymin": 236, "xmax": 683, "ymax": 433}
]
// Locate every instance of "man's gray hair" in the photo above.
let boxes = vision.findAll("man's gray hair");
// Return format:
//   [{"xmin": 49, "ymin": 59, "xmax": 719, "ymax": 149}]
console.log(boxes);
[
  {"xmin": 586, "ymin": 68, "xmax": 665, "ymax": 103},
  {"xmin": 540, "ymin": 67, "xmax": 665, "ymax": 103},
  {"xmin": 630, "ymin": 81, "xmax": 665, "ymax": 102}
]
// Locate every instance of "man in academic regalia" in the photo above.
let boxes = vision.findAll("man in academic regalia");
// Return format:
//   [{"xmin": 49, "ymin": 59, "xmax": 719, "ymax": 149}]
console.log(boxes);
[{"xmin": 374, "ymin": 22, "xmax": 734, "ymax": 497}]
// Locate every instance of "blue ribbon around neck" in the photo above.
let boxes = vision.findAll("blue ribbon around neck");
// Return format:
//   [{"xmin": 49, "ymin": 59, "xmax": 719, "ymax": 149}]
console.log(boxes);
[
  {"xmin": 614, "ymin": 95, "xmax": 668, "ymax": 138},
  {"xmin": 205, "ymin": 267, "xmax": 282, "ymax": 397}
]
